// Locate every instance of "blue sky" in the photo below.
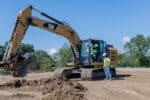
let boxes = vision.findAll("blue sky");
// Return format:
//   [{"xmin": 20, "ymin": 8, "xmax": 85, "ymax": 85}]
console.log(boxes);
[{"xmin": 0, "ymin": 0, "xmax": 150, "ymax": 54}]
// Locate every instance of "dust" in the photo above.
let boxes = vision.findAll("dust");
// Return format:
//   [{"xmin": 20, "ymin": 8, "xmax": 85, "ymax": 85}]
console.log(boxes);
[{"xmin": 0, "ymin": 77, "xmax": 87, "ymax": 100}]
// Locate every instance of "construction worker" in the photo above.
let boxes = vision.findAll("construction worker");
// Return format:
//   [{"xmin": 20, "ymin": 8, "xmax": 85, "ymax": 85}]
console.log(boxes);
[{"xmin": 103, "ymin": 53, "xmax": 112, "ymax": 80}]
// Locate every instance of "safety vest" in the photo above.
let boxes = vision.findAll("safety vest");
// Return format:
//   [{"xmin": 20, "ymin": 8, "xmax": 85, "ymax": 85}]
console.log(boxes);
[{"xmin": 103, "ymin": 57, "xmax": 110, "ymax": 67}]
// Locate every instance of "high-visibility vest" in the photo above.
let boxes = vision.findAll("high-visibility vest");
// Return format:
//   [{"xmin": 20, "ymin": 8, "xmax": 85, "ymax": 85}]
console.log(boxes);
[{"xmin": 103, "ymin": 57, "xmax": 110, "ymax": 67}]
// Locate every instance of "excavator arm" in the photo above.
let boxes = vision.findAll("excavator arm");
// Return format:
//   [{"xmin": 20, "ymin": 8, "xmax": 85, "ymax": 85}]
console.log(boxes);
[{"xmin": 2, "ymin": 6, "xmax": 81, "ymax": 77}]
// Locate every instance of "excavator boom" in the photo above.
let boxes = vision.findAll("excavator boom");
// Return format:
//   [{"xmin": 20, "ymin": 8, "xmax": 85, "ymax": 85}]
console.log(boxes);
[
  {"xmin": 3, "ymin": 5, "xmax": 80, "ymax": 64},
  {"xmin": 2, "ymin": 6, "xmax": 81, "ymax": 77}
]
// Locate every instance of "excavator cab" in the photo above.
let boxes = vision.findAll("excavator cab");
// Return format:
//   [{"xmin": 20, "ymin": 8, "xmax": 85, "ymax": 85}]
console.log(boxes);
[
  {"xmin": 80, "ymin": 39, "xmax": 104, "ymax": 67},
  {"xmin": 79, "ymin": 39, "xmax": 117, "ymax": 67}
]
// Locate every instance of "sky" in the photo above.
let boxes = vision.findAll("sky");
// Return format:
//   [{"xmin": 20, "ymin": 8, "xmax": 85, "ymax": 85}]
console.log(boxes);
[{"xmin": 0, "ymin": 0, "xmax": 150, "ymax": 55}]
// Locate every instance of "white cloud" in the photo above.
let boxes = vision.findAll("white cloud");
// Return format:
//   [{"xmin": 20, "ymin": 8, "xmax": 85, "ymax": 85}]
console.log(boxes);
[
  {"xmin": 123, "ymin": 36, "xmax": 130, "ymax": 43},
  {"xmin": 46, "ymin": 48, "xmax": 58, "ymax": 55}
]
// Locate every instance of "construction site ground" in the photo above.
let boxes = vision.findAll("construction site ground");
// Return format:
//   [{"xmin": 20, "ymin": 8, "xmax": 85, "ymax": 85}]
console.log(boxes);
[{"xmin": 0, "ymin": 68, "xmax": 150, "ymax": 100}]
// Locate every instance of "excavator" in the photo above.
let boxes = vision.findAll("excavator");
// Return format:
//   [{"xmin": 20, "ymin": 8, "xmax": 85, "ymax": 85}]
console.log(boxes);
[{"xmin": 0, "ymin": 6, "xmax": 118, "ymax": 79}]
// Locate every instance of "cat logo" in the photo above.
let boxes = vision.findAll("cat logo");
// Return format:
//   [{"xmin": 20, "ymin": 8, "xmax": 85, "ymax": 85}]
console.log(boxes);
[{"xmin": 43, "ymin": 22, "xmax": 57, "ymax": 30}]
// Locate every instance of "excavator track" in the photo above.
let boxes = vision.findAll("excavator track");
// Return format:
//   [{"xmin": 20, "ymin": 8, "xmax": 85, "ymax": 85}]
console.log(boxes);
[
  {"xmin": 54, "ymin": 67, "xmax": 116, "ymax": 80},
  {"xmin": 54, "ymin": 67, "xmax": 74, "ymax": 80},
  {"xmin": 81, "ymin": 68, "xmax": 116, "ymax": 80},
  {"xmin": 81, "ymin": 68, "xmax": 104, "ymax": 80}
]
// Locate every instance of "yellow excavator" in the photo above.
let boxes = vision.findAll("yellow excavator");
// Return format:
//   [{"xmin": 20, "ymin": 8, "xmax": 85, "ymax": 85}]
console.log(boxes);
[{"xmin": 0, "ymin": 6, "xmax": 118, "ymax": 79}]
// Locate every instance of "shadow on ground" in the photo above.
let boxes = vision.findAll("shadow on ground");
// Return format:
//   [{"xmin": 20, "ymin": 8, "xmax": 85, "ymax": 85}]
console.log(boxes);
[
  {"xmin": 114, "ymin": 74, "xmax": 132, "ymax": 80},
  {"xmin": 70, "ymin": 74, "xmax": 132, "ymax": 82}
]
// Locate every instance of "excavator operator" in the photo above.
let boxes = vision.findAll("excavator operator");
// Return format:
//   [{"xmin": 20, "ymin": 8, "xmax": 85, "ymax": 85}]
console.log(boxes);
[{"xmin": 90, "ymin": 43, "xmax": 98, "ymax": 62}]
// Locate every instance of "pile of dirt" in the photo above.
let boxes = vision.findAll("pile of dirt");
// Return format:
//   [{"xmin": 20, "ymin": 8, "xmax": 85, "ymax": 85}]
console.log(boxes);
[{"xmin": 0, "ymin": 77, "xmax": 87, "ymax": 100}]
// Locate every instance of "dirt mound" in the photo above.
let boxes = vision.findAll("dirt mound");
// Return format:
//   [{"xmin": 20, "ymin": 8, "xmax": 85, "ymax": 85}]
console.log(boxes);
[{"xmin": 0, "ymin": 77, "xmax": 87, "ymax": 100}]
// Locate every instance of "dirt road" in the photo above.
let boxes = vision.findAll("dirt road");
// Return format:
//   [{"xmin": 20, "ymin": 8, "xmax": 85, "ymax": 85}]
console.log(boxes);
[{"xmin": 0, "ymin": 68, "xmax": 150, "ymax": 100}]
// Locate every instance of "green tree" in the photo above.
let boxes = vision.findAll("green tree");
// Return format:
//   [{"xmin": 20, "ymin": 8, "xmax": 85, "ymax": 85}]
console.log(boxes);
[
  {"xmin": 124, "ymin": 34, "xmax": 150, "ymax": 67},
  {"xmin": 0, "ymin": 46, "xmax": 4, "ymax": 60},
  {"xmin": 51, "ymin": 52, "xmax": 60, "ymax": 67},
  {"xmin": 118, "ymin": 53, "xmax": 139, "ymax": 67},
  {"xmin": 19, "ymin": 43, "xmax": 34, "ymax": 55},
  {"xmin": 58, "ymin": 43, "xmax": 73, "ymax": 67},
  {"xmin": 32, "ymin": 50, "xmax": 53, "ymax": 71},
  {"xmin": 0, "ymin": 42, "xmax": 9, "ymax": 61},
  {"xmin": 118, "ymin": 54, "xmax": 128, "ymax": 67}
]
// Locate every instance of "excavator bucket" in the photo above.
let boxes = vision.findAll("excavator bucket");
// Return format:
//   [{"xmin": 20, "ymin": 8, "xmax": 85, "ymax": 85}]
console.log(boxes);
[{"xmin": 10, "ymin": 53, "xmax": 33, "ymax": 77}]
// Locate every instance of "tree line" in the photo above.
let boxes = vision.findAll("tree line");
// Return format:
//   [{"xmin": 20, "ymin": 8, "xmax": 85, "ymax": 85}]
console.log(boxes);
[
  {"xmin": 0, "ymin": 34, "xmax": 150, "ymax": 72},
  {"xmin": 118, "ymin": 34, "xmax": 150, "ymax": 67}
]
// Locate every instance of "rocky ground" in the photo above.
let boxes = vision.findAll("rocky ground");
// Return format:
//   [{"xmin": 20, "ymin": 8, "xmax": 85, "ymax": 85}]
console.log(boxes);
[{"xmin": 0, "ymin": 68, "xmax": 150, "ymax": 100}]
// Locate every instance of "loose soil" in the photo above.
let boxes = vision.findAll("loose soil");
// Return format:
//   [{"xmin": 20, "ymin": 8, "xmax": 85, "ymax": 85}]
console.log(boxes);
[
  {"xmin": 0, "ymin": 68, "xmax": 150, "ymax": 100},
  {"xmin": 0, "ymin": 73, "xmax": 87, "ymax": 100}
]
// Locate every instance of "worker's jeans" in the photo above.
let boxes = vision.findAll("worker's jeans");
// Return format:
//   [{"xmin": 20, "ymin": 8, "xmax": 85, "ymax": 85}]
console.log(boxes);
[{"xmin": 103, "ymin": 67, "xmax": 112, "ymax": 80}]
